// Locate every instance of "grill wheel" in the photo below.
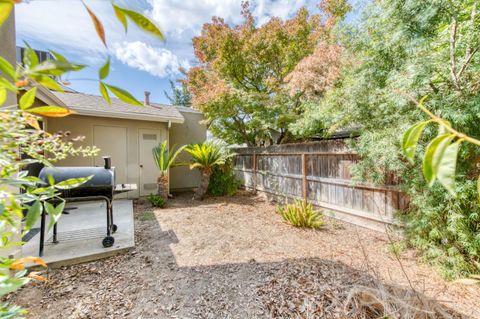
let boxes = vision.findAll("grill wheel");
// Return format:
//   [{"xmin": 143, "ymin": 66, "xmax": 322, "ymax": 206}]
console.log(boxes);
[{"xmin": 102, "ymin": 236, "xmax": 115, "ymax": 248}]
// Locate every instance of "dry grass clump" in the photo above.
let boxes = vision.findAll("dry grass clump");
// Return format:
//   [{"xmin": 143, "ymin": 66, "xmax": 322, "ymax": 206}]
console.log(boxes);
[
  {"xmin": 343, "ymin": 283, "xmax": 461, "ymax": 319},
  {"xmin": 257, "ymin": 259, "xmax": 463, "ymax": 319},
  {"xmin": 276, "ymin": 200, "xmax": 325, "ymax": 229}
]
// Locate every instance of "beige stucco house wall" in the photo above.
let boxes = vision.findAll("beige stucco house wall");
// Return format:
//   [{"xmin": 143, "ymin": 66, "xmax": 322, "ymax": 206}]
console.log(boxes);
[
  {"xmin": 0, "ymin": 7, "xmax": 16, "ymax": 106},
  {"xmin": 169, "ymin": 107, "xmax": 205, "ymax": 191},
  {"xmin": 45, "ymin": 115, "xmax": 168, "ymax": 199},
  {"xmin": 44, "ymin": 92, "xmax": 206, "ymax": 198}
]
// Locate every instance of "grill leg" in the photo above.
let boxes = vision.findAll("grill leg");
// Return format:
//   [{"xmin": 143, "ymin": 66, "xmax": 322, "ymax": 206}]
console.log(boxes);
[
  {"xmin": 53, "ymin": 222, "xmax": 58, "ymax": 244},
  {"xmin": 106, "ymin": 200, "xmax": 111, "ymax": 236},
  {"xmin": 39, "ymin": 209, "xmax": 46, "ymax": 257},
  {"xmin": 110, "ymin": 201, "xmax": 114, "ymax": 228}
]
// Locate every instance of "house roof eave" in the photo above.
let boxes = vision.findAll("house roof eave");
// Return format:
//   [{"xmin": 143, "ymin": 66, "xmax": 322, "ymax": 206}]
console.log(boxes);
[{"xmin": 71, "ymin": 108, "xmax": 185, "ymax": 124}]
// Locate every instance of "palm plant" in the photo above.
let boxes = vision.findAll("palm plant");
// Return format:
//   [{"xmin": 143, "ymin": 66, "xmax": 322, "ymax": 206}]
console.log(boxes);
[
  {"xmin": 185, "ymin": 141, "xmax": 235, "ymax": 200},
  {"xmin": 152, "ymin": 141, "xmax": 186, "ymax": 199}
]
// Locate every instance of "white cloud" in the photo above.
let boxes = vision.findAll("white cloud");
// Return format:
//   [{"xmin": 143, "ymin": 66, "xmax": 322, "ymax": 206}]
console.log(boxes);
[
  {"xmin": 15, "ymin": 0, "xmax": 114, "ymax": 61},
  {"xmin": 147, "ymin": 0, "xmax": 242, "ymax": 37},
  {"xmin": 147, "ymin": 0, "xmax": 311, "ymax": 38},
  {"xmin": 113, "ymin": 41, "xmax": 190, "ymax": 77},
  {"xmin": 253, "ymin": 0, "xmax": 309, "ymax": 25},
  {"xmin": 15, "ymin": 0, "xmax": 316, "ymax": 70}
]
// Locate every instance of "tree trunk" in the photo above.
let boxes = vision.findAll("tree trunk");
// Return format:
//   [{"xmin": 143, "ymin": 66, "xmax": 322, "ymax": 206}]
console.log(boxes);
[
  {"xmin": 193, "ymin": 171, "xmax": 211, "ymax": 200},
  {"xmin": 157, "ymin": 175, "xmax": 169, "ymax": 200}
]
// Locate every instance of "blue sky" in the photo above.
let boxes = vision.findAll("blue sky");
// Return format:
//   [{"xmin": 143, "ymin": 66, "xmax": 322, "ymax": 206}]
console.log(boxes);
[{"xmin": 15, "ymin": 0, "xmax": 361, "ymax": 105}]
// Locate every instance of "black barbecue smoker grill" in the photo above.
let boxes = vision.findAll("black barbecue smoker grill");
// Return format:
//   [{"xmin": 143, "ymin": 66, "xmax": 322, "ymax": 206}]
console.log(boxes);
[{"xmin": 37, "ymin": 156, "xmax": 136, "ymax": 256}]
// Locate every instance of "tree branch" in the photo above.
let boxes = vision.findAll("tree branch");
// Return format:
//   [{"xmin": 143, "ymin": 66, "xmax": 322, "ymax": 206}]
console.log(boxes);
[
  {"xmin": 449, "ymin": 17, "xmax": 461, "ymax": 91},
  {"xmin": 456, "ymin": 47, "xmax": 479, "ymax": 80},
  {"xmin": 406, "ymin": 94, "xmax": 480, "ymax": 147},
  {"xmin": 456, "ymin": 5, "xmax": 478, "ymax": 80}
]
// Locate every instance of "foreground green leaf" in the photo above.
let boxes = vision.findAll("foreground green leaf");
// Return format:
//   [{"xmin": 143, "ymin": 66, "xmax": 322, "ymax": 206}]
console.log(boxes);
[
  {"xmin": 46, "ymin": 201, "xmax": 65, "ymax": 231},
  {"xmin": 55, "ymin": 176, "xmax": 93, "ymax": 189},
  {"xmin": 49, "ymin": 50, "xmax": 67, "ymax": 61},
  {"xmin": 0, "ymin": 1, "xmax": 13, "ymax": 28},
  {"xmin": 105, "ymin": 84, "xmax": 143, "ymax": 106},
  {"xmin": 113, "ymin": 4, "xmax": 128, "ymax": 32},
  {"xmin": 0, "ymin": 56, "xmax": 15, "ymax": 79},
  {"xmin": 116, "ymin": 7, "xmax": 164, "ymax": 40},
  {"xmin": 437, "ymin": 140, "xmax": 461, "ymax": 195},
  {"xmin": 23, "ymin": 46, "xmax": 39, "ymax": 69},
  {"xmin": 0, "ymin": 277, "xmax": 30, "ymax": 297},
  {"xmin": 99, "ymin": 82, "xmax": 111, "ymax": 105},
  {"xmin": 402, "ymin": 121, "xmax": 429, "ymax": 163},
  {"xmin": 25, "ymin": 200, "xmax": 42, "ymax": 231},
  {"xmin": 19, "ymin": 87, "xmax": 37, "ymax": 110},
  {"xmin": 0, "ymin": 88, "xmax": 6, "ymax": 106},
  {"xmin": 0, "ymin": 77, "xmax": 17, "ymax": 92},
  {"xmin": 29, "ymin": 60, "xmax": 86, "ymax": 76},
  {"xmin": 35, "ymin": 76, "xmax": 64, "ymax": 92},
  {"xmin": 99, "ymin": 58, "xmax": 110, "ymax": 80},
  {"xmin": 422, "ymin": 134, "xmax": 454, "ymax": 185}
]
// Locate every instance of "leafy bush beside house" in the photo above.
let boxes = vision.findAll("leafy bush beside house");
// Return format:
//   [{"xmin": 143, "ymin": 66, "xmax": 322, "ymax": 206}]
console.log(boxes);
[
  {"xmin": 207, "ymin": 160, "xmax": 240, "ymax": 197},
  {"xmin": 185, "ymin": 142, "xmax": 235, "ymax": 200}
]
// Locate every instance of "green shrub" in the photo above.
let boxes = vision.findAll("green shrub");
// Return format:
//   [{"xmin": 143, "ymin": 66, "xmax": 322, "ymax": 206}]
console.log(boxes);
[
  {"xmin": 277, "ymin": 200, "xmax": 325, "ymax": 229},
  {"xmin": 400, "ymin": 181, "xmax": 480, "ymax": 279},
  {"xmin": 147, "ymin": 194, "xmax": 166, "ymax": 208},
  {"xmin": 207, "ymin": 162, "xmax": 240, "ymax": 197}
]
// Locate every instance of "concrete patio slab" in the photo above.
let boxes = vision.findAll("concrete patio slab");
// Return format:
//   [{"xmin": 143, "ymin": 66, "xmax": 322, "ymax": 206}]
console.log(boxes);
[{"xmin": 22, "ymin": 199, "xmax": 135, "ymax": 268}]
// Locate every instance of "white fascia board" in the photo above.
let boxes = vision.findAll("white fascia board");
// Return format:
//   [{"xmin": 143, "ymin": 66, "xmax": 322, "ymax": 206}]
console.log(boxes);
[
  {"xmin": 72, "ymin": 109, "xmax": 185, "ymax": 123},
  {"xmin": 176, "ymin": 107, "xmax": 203, "ymax": 114}
]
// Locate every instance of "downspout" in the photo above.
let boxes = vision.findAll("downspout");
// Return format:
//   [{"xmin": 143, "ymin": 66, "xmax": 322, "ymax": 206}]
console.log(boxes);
[{"xmin": 167, "ymin": 120, "xmax": 171, "ymax": 196}]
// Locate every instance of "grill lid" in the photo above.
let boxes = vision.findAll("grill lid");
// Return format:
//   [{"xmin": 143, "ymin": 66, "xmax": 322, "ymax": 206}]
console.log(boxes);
[{"xmin": 38, "ymin": 167, "xmax": 114, "ymax": 187}]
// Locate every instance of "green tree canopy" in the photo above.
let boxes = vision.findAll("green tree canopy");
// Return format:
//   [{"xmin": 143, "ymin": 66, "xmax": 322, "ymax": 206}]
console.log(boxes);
[
  {"xmin": 187, "ymin": 1, "xmax": 348, "ymax": 146},
  {"xmin": 164, "ymin": 79, "xmax": 192, "ymax": 107},
  {"xmin": 294, "ymin": 0, "xmax": 480, "ymax": 277}
]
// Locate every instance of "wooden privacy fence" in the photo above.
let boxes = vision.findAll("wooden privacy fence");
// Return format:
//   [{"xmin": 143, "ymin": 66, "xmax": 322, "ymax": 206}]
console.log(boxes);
[{"xmin": 233, "ymin": 141, "xmax": 408, "ymax": 231}]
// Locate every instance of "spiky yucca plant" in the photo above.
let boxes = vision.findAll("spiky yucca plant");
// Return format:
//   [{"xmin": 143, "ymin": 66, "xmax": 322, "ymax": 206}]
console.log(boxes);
[
  {"xmin": 152, "ymin": 141, "xmax": 186, "ymax": 199},
  {"xmin": 185, "ymin": 141, "xmax": 235, "ymax": 200},
  {"xmin": 277, "ymin": 200, "xmax": 325, "ymax": 229}
]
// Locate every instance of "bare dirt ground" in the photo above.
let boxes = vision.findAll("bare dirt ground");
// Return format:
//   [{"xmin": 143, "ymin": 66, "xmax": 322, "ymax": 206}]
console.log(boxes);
[{"xmin": 8, "ymin": 191, "xmax": 480, "ymax": 318}]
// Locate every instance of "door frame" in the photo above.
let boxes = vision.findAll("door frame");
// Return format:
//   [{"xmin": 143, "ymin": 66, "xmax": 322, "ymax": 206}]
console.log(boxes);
[{"xmin": 138, "ymin": 127, "xmax": 165, "ymax": 197}]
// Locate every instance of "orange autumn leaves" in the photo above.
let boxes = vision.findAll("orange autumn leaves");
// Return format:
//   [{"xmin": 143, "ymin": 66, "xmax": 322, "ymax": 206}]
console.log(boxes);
[
  {"xmin": 10, "ymin": 257, "xmax": 48, "ymax": 282},
  {"xmin": 285, "ymin": 42, "xmax": 343, "ymax": 98},
  {"xmin": 186, "ymin": 0, "xmax": 348, "ymax": 110}
]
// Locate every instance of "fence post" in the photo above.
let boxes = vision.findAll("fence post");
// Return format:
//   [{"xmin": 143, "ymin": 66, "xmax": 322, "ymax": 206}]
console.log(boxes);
[
  {"xmin": 302, "ymin": 153, "xmax": 307, "ymax": 202},
  {"xmin": 252, "ymin": 152, "xmax": 257, "ymax": 194}
]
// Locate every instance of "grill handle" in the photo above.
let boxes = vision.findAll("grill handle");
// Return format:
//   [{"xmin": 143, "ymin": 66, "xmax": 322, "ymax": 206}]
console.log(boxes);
[{"xmin": 103, "ymin": 156, "xmax": 111, "ymax": 169}]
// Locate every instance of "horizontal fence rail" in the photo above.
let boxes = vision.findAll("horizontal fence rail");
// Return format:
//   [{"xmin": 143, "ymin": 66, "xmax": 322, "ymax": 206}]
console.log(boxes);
[{"xmin": 234, "ymin": 142, "xmax": 408, "ymax": 231}]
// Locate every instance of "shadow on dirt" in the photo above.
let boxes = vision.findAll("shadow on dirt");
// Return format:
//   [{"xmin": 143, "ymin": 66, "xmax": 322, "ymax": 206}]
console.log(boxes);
[{"xmin": 9, "ymin": 191, "xmax": 469, "ymax": 319}]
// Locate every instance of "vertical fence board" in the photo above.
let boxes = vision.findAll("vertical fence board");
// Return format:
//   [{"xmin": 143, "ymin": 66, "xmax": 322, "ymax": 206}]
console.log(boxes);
[{"xmin": 234, "ymin": 141, "xmax": 406, "ymax": 228}]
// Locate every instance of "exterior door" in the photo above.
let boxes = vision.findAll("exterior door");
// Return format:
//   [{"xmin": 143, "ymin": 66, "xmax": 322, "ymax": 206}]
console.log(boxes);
[
  {"xmin": 139, "ymin": 128, "xmax": 164, "ymax": 197},
  {"xmin": 93, "ymin": 125, "xmax": 128, "ymax": 198}
]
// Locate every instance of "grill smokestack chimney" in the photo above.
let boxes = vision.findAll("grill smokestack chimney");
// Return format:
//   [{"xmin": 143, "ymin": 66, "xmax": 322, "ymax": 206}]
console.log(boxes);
[
  {"xmin": 144, "ymin": 91, "xmax": 151, "ymax": 106},
  {"xmin": 103, "ymin": 156, "xmax": 111, "ymax": 169}
]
